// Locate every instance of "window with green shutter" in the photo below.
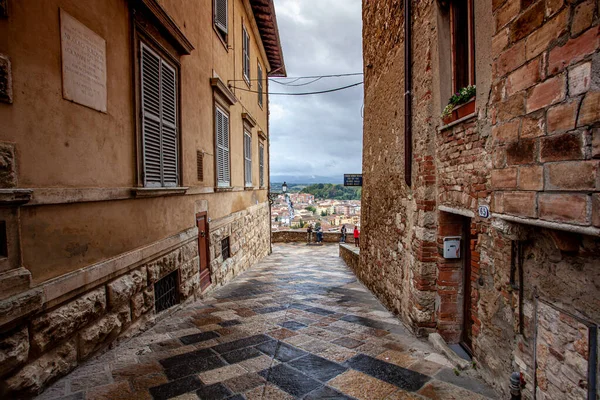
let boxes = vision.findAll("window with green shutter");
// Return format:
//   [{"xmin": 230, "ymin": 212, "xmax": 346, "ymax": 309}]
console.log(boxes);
[
  {"xmin": 140, "ymin": 43, "xmax": 179, "ymax": 188},
  {"xmin": 215, "ymin": 106, "xmax": 230, "ymax": 187}
]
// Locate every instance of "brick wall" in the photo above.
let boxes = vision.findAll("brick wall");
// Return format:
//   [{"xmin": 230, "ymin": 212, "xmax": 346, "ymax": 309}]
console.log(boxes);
[{"xmin": 491, "ymin": 0, "xmax": 600, "ymax": 229}]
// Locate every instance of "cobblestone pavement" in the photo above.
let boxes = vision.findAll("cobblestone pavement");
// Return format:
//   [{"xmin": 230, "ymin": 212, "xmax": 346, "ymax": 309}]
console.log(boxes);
[{"xmin": 38, "ymin": 244, "xmax": 498, "ymax": 400}]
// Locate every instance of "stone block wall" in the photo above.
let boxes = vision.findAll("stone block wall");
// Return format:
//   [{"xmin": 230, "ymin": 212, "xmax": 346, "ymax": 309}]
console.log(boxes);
[
  {"xmin": 272, "ymin": 230, "xmax": 352, "ymax": 243},
  {"xmin": 0, "ymin": 239, "xmax": 199, "ymax": 396},
  {"xmin": 339, "ymin": 244, "xmax": 360, "ymax": 274},
  {"xmin": 208, "ymin": 202, "xmax": 270, "ymax": 287}
]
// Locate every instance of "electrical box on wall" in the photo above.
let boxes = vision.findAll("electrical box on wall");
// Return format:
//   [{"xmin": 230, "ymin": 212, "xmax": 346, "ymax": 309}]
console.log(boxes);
[{"xmin": 443, "ymin": 236, "xmax": 461, "ymax": 259}]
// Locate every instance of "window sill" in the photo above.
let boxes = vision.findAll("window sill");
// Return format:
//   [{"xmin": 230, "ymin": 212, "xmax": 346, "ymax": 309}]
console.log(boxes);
[
  {"xmin": 214, "ymin": 186, "xmax": 244, "ymax": 193},
  {"xmin": 132, "ymin": 187, "xmax": 188, "ymax": 198},
  {"xmin": 213, "ymin": 25, "xmax": 229, "ymax": 51},
  {"xmin": 0, "ymin": 189, "xmax": 33, "ymax": 205},
  {"xmin": 244, "ymin": 186, "xmax": 257, "ymax": 191}
]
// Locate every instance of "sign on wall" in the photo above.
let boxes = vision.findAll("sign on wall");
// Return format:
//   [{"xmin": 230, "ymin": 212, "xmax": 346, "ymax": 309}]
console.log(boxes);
[
  {"xmin": 60, "ymin": 9, "xmax": 107, "ymax": 113},
  {"xmin": 344, "ymin": 174, "xmax": 363, "ymax": 187}
]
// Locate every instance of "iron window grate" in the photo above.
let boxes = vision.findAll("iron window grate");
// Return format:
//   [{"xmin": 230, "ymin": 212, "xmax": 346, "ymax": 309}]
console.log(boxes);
[
  {"xmin": 221, "ymin": 237, "xmax": 230, "ymax": 260},
  {"xmin": 197, "ymin": 150, "xmax": 204, "ymax": 181},
  {"xmin": 154, "ymin": 270, "xmax": 180, "ymax": 313}
]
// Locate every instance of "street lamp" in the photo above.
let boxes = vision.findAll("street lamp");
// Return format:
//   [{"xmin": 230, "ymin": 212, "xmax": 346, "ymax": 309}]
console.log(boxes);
[
  {"xmin": 268, "ymin": 181, "xmax": 288, "ymax": 206},
  {"xmin": 282, "ymin": 182, "xmax": 287, "ymax": 193}
]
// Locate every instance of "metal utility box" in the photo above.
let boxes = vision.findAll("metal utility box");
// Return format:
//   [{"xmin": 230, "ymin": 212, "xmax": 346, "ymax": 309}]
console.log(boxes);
[{"xmin": 443, "ymin": 236, "xmax": 461, "ymax": 259}]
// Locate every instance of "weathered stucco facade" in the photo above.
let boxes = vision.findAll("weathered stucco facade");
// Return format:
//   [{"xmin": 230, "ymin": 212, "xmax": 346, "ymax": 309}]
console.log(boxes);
[
  {"xmin": 361, "ymin": 0, "xmax": 600, "ymax": 397},
  {"xmin": 0, "ymin": 0, "xmax": 283, "ymax": 396}
]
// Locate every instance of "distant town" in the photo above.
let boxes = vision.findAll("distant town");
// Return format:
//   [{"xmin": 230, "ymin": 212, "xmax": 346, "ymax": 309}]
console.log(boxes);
[{"xmin": 271, "ymin": 183, "xmax": 361, "ymax": 232}]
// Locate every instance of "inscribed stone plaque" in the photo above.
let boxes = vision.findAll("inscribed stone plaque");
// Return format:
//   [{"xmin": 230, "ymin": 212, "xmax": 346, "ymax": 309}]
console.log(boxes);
[{"xmin": 60, "ymin": 9, "xmax": 107, "ymax": 112}]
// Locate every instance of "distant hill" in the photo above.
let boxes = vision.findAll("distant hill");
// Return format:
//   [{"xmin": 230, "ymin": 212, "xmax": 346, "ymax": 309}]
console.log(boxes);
[
  {"xmin": 270, "ymin": 175, "xmax": 344, "ymax": 184},
  {"xmin": 300, "ymin": 183, "xmax": 361, "ymax": 200}
]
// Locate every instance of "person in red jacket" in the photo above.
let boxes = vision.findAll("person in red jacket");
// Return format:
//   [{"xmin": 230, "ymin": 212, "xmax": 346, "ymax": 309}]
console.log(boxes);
[{"xmin": 353, "ymin": 226, "xmax": 360, "ymax": 247}]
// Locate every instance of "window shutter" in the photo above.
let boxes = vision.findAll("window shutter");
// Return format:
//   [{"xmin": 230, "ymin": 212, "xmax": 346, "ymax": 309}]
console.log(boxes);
[
  {"xmin": 141, "ymin": 44, "xmax": 163, "ymax": 187},
  {"xmin": 215, "ymin": 107, "xmax": 230, "ymax": 187},
  {"xmin": 257, "ymin": 64, "xmax": 263, "ymax": 107},
  {"xmin": 244, "ymin": 132, "xmax": 252, "ymax": 186},
  {"xmin": 214, "ymin": 0, "xmax": 228, "ymax": 34},
  {"xmin": 197, "ymin": 151, "xmax": 204, "ymax": 181},
  {"xmin": 141, "ymin": 43, "xmax": 179, "ymax": 188},
  {"xmin": 242, "ymin": 27, "xmax": 250, "ymax": 81},
  {"xmin": 259, "ymin": 143, "xmax": 264, "ymax": 187},
  {"xmin": 160, "ymin": 62, "xmax": 178, "ymax": 187}
]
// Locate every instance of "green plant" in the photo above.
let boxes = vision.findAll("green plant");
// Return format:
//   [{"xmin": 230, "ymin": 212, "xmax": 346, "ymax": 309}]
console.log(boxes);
[
  {"xmin": 441, "ymin": 85, "xmax": 476, "ymax": 118},
  {"xmin": 453, "ymin": 368, "xmax": 461, "ymax": 376}
]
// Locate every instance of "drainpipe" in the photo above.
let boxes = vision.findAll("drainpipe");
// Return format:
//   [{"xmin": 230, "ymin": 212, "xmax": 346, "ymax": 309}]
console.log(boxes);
[{"xmin": 404, "ymin": 0, "xmax": 413, "ymax": 187}]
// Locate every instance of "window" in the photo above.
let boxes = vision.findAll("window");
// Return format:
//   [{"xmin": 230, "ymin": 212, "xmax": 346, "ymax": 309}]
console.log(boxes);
[
  {"xmin": 259, "ymin": 143, "xmax": 264, "ymax": 187},
  {"xmin": 257, "ymin": 63, "xmax": 263, "ymax": 107},
  {"xmin": 140, "ymin": 43, "xmax": 179, "ymax": 187},
  {"xmin": 242, "ymin": 25, "xmax": 250, "ymax": 83},
  {"xmin": 214, "ymin": 0, "xmax": 228, "ymax": 42},
  {"xmin": 221, "ymin": 237, "xmax": 230, "ymax": 260},
  {"xmin": 451, "ymin": 0, "xmax": 475, "ymax": 92},
  {"xmin": 215, "ymin": 106, "xmax": 230, "ymax": 187},
  {"xmin": 244, "ymin": 131, "xmax": 252, "ymax": 187}
]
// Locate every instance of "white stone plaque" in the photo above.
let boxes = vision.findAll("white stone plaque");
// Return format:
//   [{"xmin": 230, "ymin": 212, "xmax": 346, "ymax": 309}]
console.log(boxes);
[{"xmin": 60, "ymin": 9, "xmax": 107, "ymax": 112}]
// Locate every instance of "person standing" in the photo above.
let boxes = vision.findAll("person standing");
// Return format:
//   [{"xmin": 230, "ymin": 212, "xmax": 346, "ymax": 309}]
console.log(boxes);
[
  {"xmin": 353, "ymin": 226, "xmax": 360, "ymax": 247},
  {"xmin": 340, "ymin": 225, "xmax": 347, "ymax": 243},
  {"xmin": 307, "ymin": 224, "xmax": 313, "ymax": 244}
]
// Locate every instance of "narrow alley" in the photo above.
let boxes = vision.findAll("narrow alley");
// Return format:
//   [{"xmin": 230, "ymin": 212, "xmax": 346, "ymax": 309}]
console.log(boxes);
[{"xmin": 38, "ymin": 244, "xmax": 497, "ymax": 400}]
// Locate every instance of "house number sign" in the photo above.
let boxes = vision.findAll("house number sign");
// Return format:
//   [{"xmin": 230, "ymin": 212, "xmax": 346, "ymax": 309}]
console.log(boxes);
[{"xmin": 478, "ymin": 205, "xmax": 490, "ymax": 218}]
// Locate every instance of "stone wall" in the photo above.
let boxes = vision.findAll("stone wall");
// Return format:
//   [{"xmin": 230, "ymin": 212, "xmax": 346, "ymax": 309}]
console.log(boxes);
[
  {"xmin": 361, "ymin": 0, "xmax": 600, "ymax": 398},
  {"xmin": 208, "ymin": 202, "xmax": 271, "ymax": 287},
  {"xmin": 339, "ymin": 244, "xmax": 360, "ymax": 274},
  {"xmin": 272, "ymin": 230, "xmax": 352, "ymax": 244},
  {"xmin": 0, "ymin": 202, "xmax": 271, "ymax": 397}
]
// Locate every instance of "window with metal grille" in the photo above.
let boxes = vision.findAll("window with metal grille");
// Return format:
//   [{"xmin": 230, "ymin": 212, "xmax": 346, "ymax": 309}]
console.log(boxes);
[
  {"xmin": 214, "ymin": 0, "xmax": 228, "ymax": 39},
  {"xmin": 259, "ymin": 143, "xmax": 264, "ymax": 187},
  {"xmin": 244, "ymin": 131, "xmax": 252, "ymax": 187},
  {"xmin": 154, "ymin": 270, "xmax": 180, "ymax": 313},
  {"xmin": 242, "ymin": 26, "xmax": 250, "ymax": 83},
  {"xmin": 257, "ymin": 63, "xmax": 263, "ymax": 107},
  {"xmin": 221, "ymin": 237, "xmax": 230, "ymax": 260},
  {"xmin": 450, "ymin": 0, "xmax": 475, "ymax": 92},
  {"xmin": 140, "ymin": 43, "xmax": 179, "ymax": 188},
  {"xmin": 215, "ymin": 106, "xmax": 230, "ymax": 187},
  {"xmin": 197, "ymin": 150, "xmax": 204, "ymax": 181}
]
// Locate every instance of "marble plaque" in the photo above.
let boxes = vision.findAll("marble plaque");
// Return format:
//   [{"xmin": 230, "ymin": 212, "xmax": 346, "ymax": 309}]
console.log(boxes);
[{"xmin": 60, "ymin": 9, "xmax": 107, "ymax": 112}]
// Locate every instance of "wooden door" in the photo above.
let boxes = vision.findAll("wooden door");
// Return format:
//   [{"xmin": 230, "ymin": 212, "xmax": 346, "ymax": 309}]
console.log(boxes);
[
  {"xmin": 461, "ymin": 218, "xmax": 473, "ymax": 354},
  {"xmin": 196, "ymin": 212, "xmax": 211, "ymax": 291}
]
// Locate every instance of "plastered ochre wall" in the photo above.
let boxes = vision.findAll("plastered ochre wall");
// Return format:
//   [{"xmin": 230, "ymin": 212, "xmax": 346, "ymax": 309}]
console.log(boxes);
[{"xmin": 0, "ymin": 0, "xmax": 271, "ymax": 284}]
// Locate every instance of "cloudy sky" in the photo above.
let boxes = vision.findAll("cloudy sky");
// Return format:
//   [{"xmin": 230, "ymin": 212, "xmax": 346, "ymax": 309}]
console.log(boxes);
[{"xmin": 269, "ymin": 0, "xmax": 363, "ymax": 183}]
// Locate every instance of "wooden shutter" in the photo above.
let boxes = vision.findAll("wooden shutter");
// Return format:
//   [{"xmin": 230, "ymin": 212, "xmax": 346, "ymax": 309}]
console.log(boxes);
[
  {"xmin": 214, "ymin": 0, "xmax": 228, "ymax": 34},
  {"xmin": 244, "ymin": 132, "xmax": 252, "ymax": 186},
  {"xmin": 242, "ymin": 27, "xmax": 250, "ymax": 81},
  {"xmin": 216, "ymin": 107, "xmax": 230, "ymax": 187},
  {"xmin": 141, "ymin": 43, "xmax": 178, "ymax": 188},
  {"xmin": 259, "ymin": 143, "xmax": 264, "ymax": 187},
  {"xmin": 141, "ymin": 44, "xmax": 163, "ymax": 187},
  {"xmin": 197, "ymin": 151, "xmax": 204, "ymax": 181},
  {"xmin": 257, "ymin": 63, "xmax": 263, "ymax": 107},
  {"xmin": 161, "ymin": 62, "xmax": 178, "ymax": 187}
]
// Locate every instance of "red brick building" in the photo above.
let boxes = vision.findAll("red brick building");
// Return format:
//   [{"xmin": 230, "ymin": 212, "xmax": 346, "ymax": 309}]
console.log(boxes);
[{"xmin": 360, "ymin": 0, "xmax": 599, "ymax": 397}]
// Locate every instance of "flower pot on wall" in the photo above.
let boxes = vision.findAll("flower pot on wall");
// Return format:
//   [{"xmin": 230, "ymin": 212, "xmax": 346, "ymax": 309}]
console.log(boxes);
[{"xmin": 455, "ymin": 99, "xmax": 475, "ymax": 119}]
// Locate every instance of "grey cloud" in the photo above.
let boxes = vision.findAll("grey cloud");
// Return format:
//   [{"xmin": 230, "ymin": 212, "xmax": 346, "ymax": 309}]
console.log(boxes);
[{"xmin": 269, "ymin": 0, "xmax": 363, "ymax": 181}]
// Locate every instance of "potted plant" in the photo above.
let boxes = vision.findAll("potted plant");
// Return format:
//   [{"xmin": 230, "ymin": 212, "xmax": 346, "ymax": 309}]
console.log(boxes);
[{"xmin": 441, "ymin": 85, "xmax": 476, "ymax": 124}]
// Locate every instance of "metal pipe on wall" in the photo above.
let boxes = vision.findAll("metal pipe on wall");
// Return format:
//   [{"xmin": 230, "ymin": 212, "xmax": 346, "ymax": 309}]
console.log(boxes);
[{"xmin": 404, "ymin": 0, "xmax": 413, "ymax": 187}]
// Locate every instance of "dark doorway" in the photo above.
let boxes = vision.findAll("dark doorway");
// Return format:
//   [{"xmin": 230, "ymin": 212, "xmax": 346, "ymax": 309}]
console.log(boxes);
[
  {"xmin": 461, "ymin": 217, "xmax": 473, "ymax": 355},
  {"xmin": 196, "ymin": 212, "xmax": 211, "ymax": 291}
]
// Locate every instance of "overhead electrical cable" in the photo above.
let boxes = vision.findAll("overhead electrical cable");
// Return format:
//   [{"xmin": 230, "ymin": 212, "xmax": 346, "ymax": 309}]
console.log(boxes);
[
  {"xmin": 232, "ymin": 81, "xmax": 363, "ymax": 96},
  {"xmin": 271, "ymin": 76, "xmax": 324, "ymax": 86},
  {"xmin": 227, "ymin": 72, "xmax": 363, "ymax": 83}
]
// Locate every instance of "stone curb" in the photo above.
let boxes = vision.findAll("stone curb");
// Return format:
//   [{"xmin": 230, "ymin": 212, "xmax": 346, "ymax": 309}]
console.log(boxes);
[{"xmin": 428, "ymin": 332, "xmax": 471, "ymax": 370}]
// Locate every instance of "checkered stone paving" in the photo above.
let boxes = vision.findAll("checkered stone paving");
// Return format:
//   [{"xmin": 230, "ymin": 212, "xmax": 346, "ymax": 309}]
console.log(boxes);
[{"xmin": 37, "ymin": 244, "xmax": 499, "ymax": 400}]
